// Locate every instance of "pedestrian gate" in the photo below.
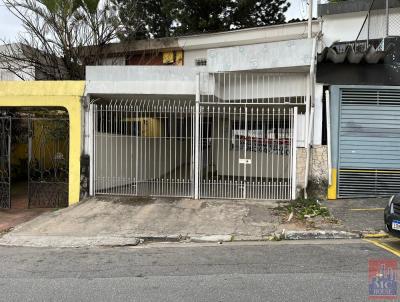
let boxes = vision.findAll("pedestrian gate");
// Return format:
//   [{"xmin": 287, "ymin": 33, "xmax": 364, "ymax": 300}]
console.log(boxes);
[
  {"xmin": 199, "ymin": 105, "xmax": 296, "ymax": 200},
  {"xmin": 28, "ymin": 117, "xmax": 69, "ymax": 208},
  {"xmin": 0, "ymin": 113, "xmax": 69, "ymax": 209}
]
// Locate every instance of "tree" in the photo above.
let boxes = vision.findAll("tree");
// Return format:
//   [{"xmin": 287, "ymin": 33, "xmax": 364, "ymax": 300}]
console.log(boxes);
[
  {"xmin": 231, "ymin": 0, "xmax": 290, "ymax": 29},
  {"xmin": 170, "ymin": 0, "xmax": 234, "ymax": 36},
  {"xmin": 111, "ymin": 0, "xmax": 174, "ymax": 40},
  {"xmin": 0, "ymin": 0, "xmax": 118, "ymax": 80},
  {"xmin": 113, "ymin": 0, "xmax": 291, "ymax": 40}
]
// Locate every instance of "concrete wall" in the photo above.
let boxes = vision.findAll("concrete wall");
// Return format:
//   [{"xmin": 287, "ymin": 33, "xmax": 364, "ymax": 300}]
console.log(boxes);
[
  {"xmin": 321, "ymin": 8, "xmax": 400, "ymax": 48},
  {"xmin": 86, "ymin": 66, "xmax": 205, "ymax": 96},
  {"xmin": 208, "ymin": 38, "xmax": 314, "ymax": 73},
  {"xmin": 296, "ymin": 146, "xmax": 329, "ymax": 195},
  {"xmin": 184, "ymin": 49, "xmax": 208, "ymax": 67}
]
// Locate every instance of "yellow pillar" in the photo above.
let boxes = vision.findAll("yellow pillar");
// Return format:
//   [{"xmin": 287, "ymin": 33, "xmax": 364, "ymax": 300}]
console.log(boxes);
[
  {"xmin": 0, "ymin": 81, "xmax": 85, "ymax": 206},
  {"xmin": 327, "ymin": 168, "xmax": 337, "ymax": 200}
]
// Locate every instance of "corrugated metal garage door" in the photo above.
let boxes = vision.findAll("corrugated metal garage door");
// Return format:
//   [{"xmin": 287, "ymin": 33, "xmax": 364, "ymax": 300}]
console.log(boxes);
[{"xmin": 338, "ymin": 88, "xmax": 400, "ymax": 197}]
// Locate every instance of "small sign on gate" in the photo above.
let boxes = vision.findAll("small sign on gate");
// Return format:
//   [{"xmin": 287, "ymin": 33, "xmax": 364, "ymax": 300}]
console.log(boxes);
[{"xmin": 239, "ymin": 158, "xmax": 252, "ymax": 165}]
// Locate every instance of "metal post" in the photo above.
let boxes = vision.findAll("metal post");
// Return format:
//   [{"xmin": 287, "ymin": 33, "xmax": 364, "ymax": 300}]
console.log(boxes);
[
  {"xmin": 194, "ymin": 73, "xmax": 200, "ymax": 199},
  {"xmin": 326, "ymin": 90, "xmax": 332, "ymax": 186},
  {"xmin": 88, "ymin": 103, "xmax": 94, "ymax": 196},
  {"xmin": 291, "ymin": 107, "xmax": 298, "ymax": 200},
  {"xmin": 367, "ymin": 11, "xmax": 370, "ymax": 46},
  {"xmin": 386, "ymin": 0, "xmax": 389, "ymax": 37},
  {"xmin": 304, "ymin": 107, "xmax": 315, "ymax": 199},
  {"xmin": 308, "ymin": 0, "xmax": 313, "ymax": 38}
]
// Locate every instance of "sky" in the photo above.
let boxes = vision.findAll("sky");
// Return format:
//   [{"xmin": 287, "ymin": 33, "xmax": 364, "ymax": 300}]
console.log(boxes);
[{"xmin": 0, "ymin": 0, "xmax": 318, "ymax": 42}]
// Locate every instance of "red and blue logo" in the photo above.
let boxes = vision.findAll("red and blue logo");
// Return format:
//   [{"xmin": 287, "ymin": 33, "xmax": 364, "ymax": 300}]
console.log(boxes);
[{"xmin": 369, "ymin": 259, "xmax": 397, "ymax": 300}]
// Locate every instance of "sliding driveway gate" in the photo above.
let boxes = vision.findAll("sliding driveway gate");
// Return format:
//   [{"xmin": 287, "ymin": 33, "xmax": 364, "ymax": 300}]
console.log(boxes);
[
  {"xmin": 93, "ymin": 100, "xmax": 195, "ymax": 197},
  {"xmin": 92, "ymin": 73, "xmax": 301, "ymax": 200}
]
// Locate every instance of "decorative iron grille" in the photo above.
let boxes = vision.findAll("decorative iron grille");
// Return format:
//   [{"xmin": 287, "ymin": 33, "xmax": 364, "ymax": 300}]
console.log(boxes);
[
  {"xmin": 0, "ymin": 117, "xmax": 11, "ymax": 208},
  {"xmin": 28, "ymin": 117, "xmax": 69, "ymax": 208}
]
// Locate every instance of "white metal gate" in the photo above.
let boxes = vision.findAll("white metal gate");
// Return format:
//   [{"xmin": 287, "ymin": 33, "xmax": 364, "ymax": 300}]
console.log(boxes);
[
  {"xmin": 199, "ymin": 105, "xmax": 296, "ymax": 200},
  {"xmin": 93, "ymin": 100, "xmax": 195, "ymax": 197},
  {"xmin": 91, "ymin": 72, "xmax": 302, "ymax": 200}
]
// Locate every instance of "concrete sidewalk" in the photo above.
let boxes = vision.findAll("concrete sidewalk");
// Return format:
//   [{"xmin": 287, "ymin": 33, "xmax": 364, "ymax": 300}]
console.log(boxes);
[
  {"xmin": 0, "ymin": 196, "xmax": 316, "ymax": 247},
  {"xmin": 0, "ymin": 208, "xmax": 50, "ymax": 233},
  {"xmin": 322, "ymin": 197, "xmax": 387, "ymax": 233}
]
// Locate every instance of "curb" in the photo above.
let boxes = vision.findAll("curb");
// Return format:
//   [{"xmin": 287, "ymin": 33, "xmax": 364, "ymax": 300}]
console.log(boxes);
[
  {"xmin": 283, "ymin": 230, "xmax": 361, "ymax": 240},
  {"xmin": 0, "ymin": 230, "xmax": 385, "ymax": 248},
  {"xmin": 190, "ymin": 235, "xmax": 233, "ymax": 243},
  {"xmin": 361, "ymin": 232, "xmax": 389, "ymax": 239},
  {"xmin": 0, "ymin": 235, "xmax": 141, "ymax": 248}
]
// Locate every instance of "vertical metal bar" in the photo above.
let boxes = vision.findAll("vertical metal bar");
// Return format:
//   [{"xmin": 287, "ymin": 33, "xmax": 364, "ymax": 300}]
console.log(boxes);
[
  {"xmin": 120, "ymin": 102, "xmax": 123, "ymax": 194},
  {"xmin": 123, "ymin": 101, "xmax": 127, "ymax": 194},
  {"xmin": 105, "ymin": 104, "xmax": 109, "ymax": 194},
  {"xmin": 243, "ymin": 106, "xmax": 248, "ymax": 199},
  {"xmin": 367, "ymin": 11, "xmax": 370, "ymax": 46},
  {"xmin": 283, "ymin": 108, "xmax": 286, "ymax": 199},
  {"xmin": 194, "ymin": 74, "xmax": 200, "ymax": 199},
  {"xmin": 196, "ymin": 104, "xmax": 201, "ymax": 197},
  {"xmin": 277, "ymin": 108, "xmax": 281, "ymax": 199},
  {"xmin": 135, "ymin": 102, "xmax": 139, "ymax": 195},
  {"xmin": 386, "ymin": 0, "xmax": 389, "ymax": 37},
  {"xmin": 89, "ymin": 103, "xmax": 95, "ymax": 196},
  {"xmin": 291, "ymin": 107, "xmax": 298, "ymax": 200}
]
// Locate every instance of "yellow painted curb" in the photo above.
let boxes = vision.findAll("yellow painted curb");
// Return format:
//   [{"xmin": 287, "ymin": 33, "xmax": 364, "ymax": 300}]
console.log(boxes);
[
  {"xmin": 363, "ymin": 233, "xmax": 389, "ymax": 239},
  {"xmin": 364, "ymin": 239, "xmax": 400, "ymax": 257}
]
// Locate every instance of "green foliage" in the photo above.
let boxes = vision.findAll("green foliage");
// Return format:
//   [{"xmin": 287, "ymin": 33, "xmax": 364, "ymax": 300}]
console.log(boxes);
[
  {"xmin": 284, "ymin": 198, "xmax": 330, "ymax": 220},
  {"xmin": 112, "ymin": 0, "xmax": 290, "ymax": 41}
]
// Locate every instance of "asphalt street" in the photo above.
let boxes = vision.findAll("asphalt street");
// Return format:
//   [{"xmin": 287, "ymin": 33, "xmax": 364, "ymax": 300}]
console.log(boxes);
[{"xmin": 0, "ymin": 239, "xmax": 399, "ymax": 302}]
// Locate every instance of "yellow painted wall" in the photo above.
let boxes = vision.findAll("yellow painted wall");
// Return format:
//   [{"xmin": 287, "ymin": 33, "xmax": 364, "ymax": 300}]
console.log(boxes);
[{"xmin": 0, "ymin": 81, "xmax": 85, "ymax": 206}]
